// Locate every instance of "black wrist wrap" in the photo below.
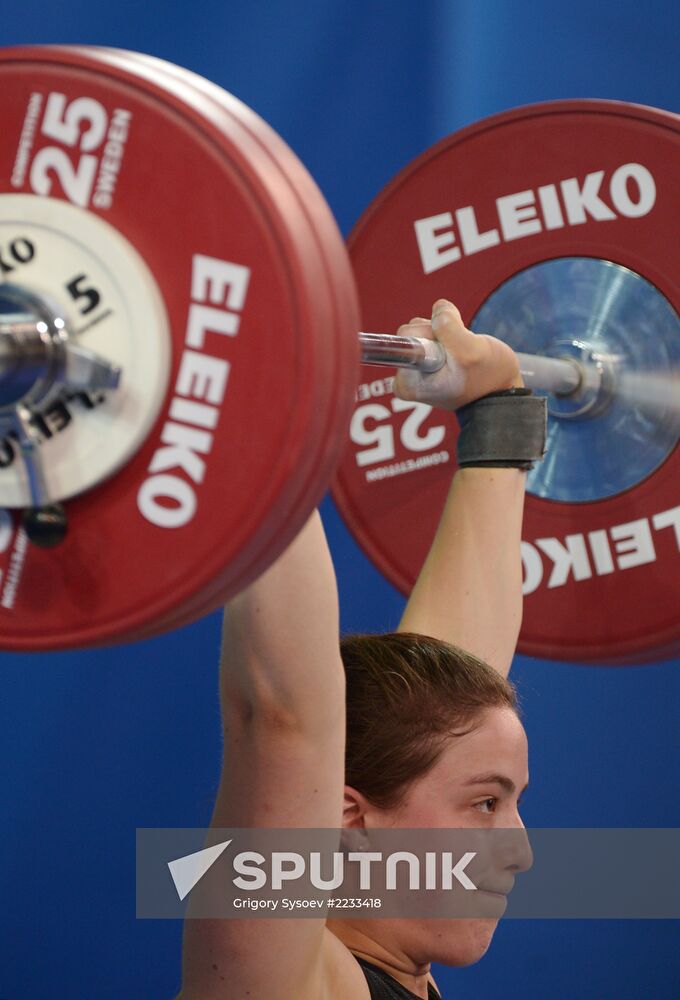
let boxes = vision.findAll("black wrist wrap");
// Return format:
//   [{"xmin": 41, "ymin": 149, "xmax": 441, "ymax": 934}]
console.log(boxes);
[{"xmin": 456, "ymin": 388, "xmax": 547, "ymax": 470}]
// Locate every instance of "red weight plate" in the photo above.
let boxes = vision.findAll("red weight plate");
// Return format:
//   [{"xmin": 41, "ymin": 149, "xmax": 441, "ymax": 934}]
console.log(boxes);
[
  {"xmin": 74, "ymin": 51, "xmax": 332, "ymax": 640},
  {"xmin": 92, "ymin": 50, "xmax": 360, "ymax": 639},
  {"xmin": 107, "ymin": 49, "xmax": 360, "ymax": 634},
  {"xmin": 0, "ymin": 46, "xmax": 356, "ymax": 650},
  {"xmin": 333, "ymin": 100, "xmax": 680, "ymax": 664}
]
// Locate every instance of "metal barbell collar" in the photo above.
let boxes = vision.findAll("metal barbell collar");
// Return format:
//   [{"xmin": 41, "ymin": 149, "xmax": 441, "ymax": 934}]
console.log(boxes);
[{"xmin": 0, "ymin": 284, "xmax": 122, "ymax": 546}]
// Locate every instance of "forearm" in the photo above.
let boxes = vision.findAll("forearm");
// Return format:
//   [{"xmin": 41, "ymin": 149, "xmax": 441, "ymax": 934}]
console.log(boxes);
[
  {"xmin": 392, "ymin": 301, "xmax": 537, "ymax": 676},
  {"xmin": 398, "ymin": 467, "xmax": 526, "ymax": 676},
  {"xmin": 220, "ymin": 510, "xmax": 345, "ymax": 725}
]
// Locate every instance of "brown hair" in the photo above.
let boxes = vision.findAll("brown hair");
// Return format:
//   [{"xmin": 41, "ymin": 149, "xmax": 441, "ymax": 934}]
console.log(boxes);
[{"xmin": 341, "ymin": 632, "xmax": 517, "ymax": 810}]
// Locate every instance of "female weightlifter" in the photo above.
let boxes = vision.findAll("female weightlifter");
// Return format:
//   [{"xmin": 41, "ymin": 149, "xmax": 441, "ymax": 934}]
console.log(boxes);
[{"xmin": 179, "ymin": 298, "xmax": 544, "ymax": 1000}]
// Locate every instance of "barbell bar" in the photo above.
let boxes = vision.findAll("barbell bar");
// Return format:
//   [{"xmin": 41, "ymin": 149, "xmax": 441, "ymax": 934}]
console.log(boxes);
[
  {"xmin": 0, "ymin": 306, "xmax": 657, "ymax": 550},
  {"xmin": 360, "ymin": 331, "xmax": 588, "ymax": 397},
  {"xmin": 360, "ymin": 331, "xmax": 680, "ymax": 422}
]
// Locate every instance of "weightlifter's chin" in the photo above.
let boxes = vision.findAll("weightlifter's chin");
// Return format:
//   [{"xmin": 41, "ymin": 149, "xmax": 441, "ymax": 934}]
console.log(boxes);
[
  {"xmin": 420, "ymin": 917, "xmax": 500, "ymax": 966},
  {"xmin": 332, "ymin": 915, "xmax": 500, "ymax": 970}
]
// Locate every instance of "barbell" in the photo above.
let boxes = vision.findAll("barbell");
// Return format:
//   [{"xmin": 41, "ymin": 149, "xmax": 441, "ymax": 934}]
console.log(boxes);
[{"xmin": 0, "ymin": 45, "xmax": 677, "ymax": 662}]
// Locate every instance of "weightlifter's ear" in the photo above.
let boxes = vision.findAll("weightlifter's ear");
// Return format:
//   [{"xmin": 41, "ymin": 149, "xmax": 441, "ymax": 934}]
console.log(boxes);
[{"xmin": 342, "ymin": 785, "xmax": 371, "ymax": 828}]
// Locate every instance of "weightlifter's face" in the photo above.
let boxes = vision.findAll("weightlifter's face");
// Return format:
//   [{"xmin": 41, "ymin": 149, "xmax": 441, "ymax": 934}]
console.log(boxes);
[{"xmin": 346, "ymin": 707, "xmax": 531, "ymax": 967}]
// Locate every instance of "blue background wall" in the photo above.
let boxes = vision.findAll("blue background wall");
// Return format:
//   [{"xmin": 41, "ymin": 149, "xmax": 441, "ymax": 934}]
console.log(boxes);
[{"xmin": 1, "ymin": 2, "xmax": 679, "ymax": 998}]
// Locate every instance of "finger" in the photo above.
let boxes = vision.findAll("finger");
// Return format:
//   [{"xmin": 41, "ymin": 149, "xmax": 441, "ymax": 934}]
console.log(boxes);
[
  {"xmin": 431, "ymin": 298, "xmax": 464, "ymax": 333},
  {"xmin": 396, "ymin": 319, "xmax": 433, "ymax": 340},
  {"xmin": 432, "ymin": 298, "xmax": 463, "ymax": 320}
]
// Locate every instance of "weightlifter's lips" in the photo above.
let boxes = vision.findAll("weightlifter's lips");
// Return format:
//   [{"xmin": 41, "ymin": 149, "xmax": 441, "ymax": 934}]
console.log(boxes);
[
  {"xmin": 471, "ymin": 887, "xmax": 510, "ymax": 918},
  {"xmin": 475, "ymin": 879, "xmax": 515, "ymax": 899}
]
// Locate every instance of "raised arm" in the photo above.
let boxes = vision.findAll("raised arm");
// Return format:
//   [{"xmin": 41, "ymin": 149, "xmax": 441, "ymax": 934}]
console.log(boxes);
[
  {"xmin": 181, "ymin": 511, "xmax": 346, "ymax": 1000},
  {"xmin": 217, "ymin": 509, "xmax": 345, "ymax": 788},
  {"xmin": 397, "ymin": 301, "xmax": 531, "ymax": 676},
  {"xmin": 180, "ymin": 299, "xmax": 541, "ymax": 1000}
]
